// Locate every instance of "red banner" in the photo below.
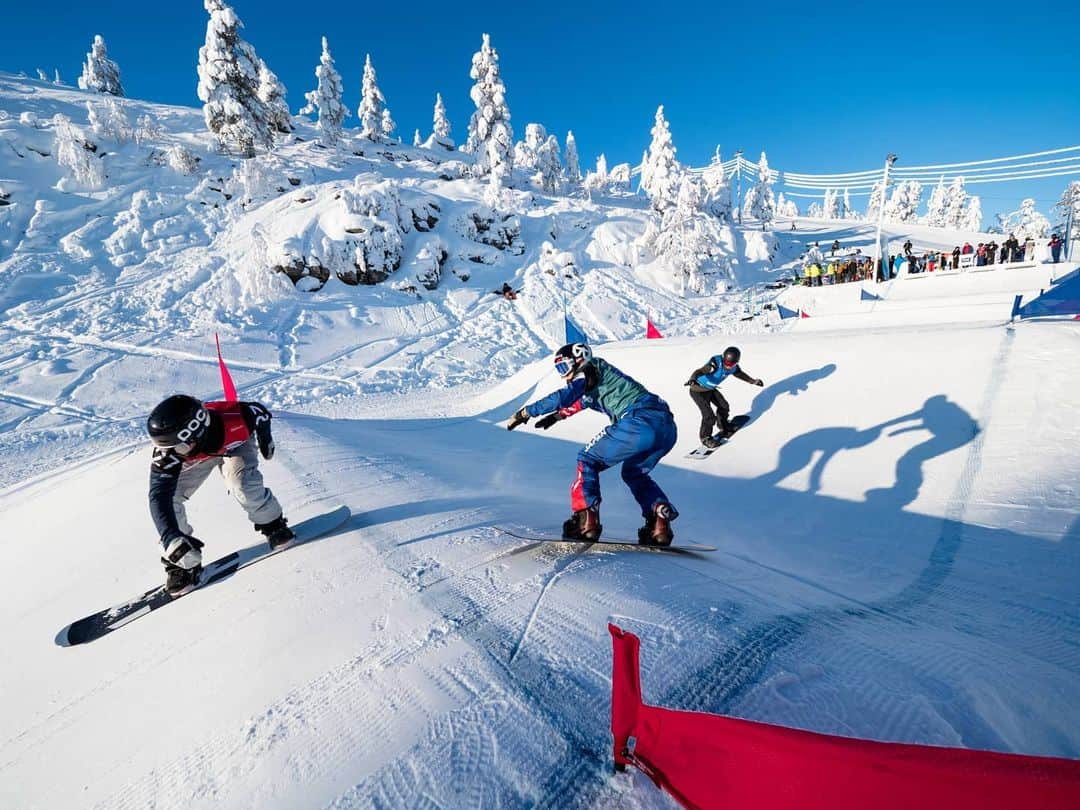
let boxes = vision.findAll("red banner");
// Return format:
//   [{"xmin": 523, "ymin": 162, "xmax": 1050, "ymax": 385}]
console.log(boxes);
[
  {"xmin": 646, "ymin": 319, "xmax": 663, "ymax": 339},
  {"xmin": 610, "ymin": 624, "xmax": 1080, "ymax": 810},
  {"xmin": 215, "ymin": 333, "xmax": 238, "ymax": 402}
]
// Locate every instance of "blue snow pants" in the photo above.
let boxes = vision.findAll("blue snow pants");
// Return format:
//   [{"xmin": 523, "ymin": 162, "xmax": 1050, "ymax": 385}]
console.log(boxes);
[{"xmin": 572, "ymin": 404, "xmax": 678, "ymax": 517}]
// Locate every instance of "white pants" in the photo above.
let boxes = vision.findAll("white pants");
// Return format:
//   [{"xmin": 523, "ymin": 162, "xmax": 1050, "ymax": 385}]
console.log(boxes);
[{"xmin": 172, "ymin": 438, "xmax": 282, "ymax": 536}]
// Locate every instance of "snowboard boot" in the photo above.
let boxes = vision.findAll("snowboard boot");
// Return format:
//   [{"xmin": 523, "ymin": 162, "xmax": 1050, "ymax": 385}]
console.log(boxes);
[
  {"xmin": 701, "ymin": 435, "xmax": 722, "ymax": 449},
  {"xmin": 164, "ymin": 563, "xmax": 202, "ymax": 597},
  {"xmin": 718, "ymin": 417, "xmax": 735, "ymax": 438},
  {"xmin": 638, "ymin": 503, "xmax": 675, "ymax": 546},
  {"xmin": 256, "ymin": 516, "xmax": 296, "ymax": 550},
  {"xmin": 562, "ymin": 506, "xmax": 602, "ymax": 541}
]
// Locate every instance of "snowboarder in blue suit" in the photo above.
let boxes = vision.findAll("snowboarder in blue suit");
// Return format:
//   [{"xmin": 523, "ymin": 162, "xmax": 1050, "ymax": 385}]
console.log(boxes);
[
  {"xmin": 507, "ymin": 343, "xmax": 679, "ymax": 545},
  {"xmin": 685, "ymin": 346, "xmax": 763, "ymax": 447}
]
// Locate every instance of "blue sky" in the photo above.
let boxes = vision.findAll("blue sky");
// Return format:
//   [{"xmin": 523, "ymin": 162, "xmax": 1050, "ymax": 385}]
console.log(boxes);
[{"xmin": 5, "ymin": 1, "xmax": 1078, "ymax": 219}]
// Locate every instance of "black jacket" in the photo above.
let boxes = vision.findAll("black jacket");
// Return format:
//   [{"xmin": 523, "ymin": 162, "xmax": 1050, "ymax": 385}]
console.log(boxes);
[{"xmin": 148, "ymin": 402, "xmax": 273, "ymax": 542}]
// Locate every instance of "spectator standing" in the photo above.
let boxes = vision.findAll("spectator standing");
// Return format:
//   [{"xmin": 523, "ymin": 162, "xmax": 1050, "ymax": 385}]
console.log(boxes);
[
  {"xmin": 961, "ymin": 241, "xmax": 973, "ymax": 255},
  {"xmin": 986, "ymin": 239, "xmax": 998, "ymax": 265},
  {"xmin": 951, "ymin": 246, "xmax": 961, "ymax": 269},
  {"xmin": 1049, "ymin": 233, "xmax": 1063, "ymax": 263},
  {"xmin": 1023, "ymin": 237, "xmax": 1035, "ymax": 262},
  {"xmin": 975, "ymin": 243, "xmax": 987, "ymax": 266}
]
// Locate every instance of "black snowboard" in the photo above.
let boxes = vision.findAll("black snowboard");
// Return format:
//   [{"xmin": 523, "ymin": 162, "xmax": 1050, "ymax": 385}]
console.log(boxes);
[
  {"xmin": 686, "ymin": 414, "xmax": 751, "ymax": 459},
  {"xmin": 57, "ymin": 505, "xmax": 350, "ymax": 647},
  {"xmin": 493, "ymin": 526, "xmax": 715, "ymax": 553}
]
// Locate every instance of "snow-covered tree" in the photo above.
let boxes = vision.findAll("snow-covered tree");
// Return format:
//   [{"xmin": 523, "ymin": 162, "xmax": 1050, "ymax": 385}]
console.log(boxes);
[
  {"xmin": 165, "ymin": 144, "xmax": 200, "ymax": 175},
  {"xmin": 865, "ymin": 180, "xmax": 885, "ymax": 221},
  {"xmin": 358, "ymin": 54, "xmax": 390, "ymax": 141},
  {"xmin": 78, "ymin": 35, "xmax": 124, "ymax": 96},
  {"xmin": 701, "ymin": 147, "xmax": 732, "ymax": 222},
  {"xmin": 133, "ymin": 113, "xmax": 163, "ymax": 144},
  {"xmin": 564, "ymin": 130, "xmax": 581, "ymax": 184},
  {"xmin": 583, "ymin": 153, "xmax": 608, "ymax": 193},
  {"xmin": 513, "ymin": 123, "xmax": 547, "ymax": 174},
  {"xmin": 36, "ymin": 69, "xmax": 48, "ymax": 82},
  {"xmin": 431, "ymin": 92, "xmax": 453, "ymax": 148},
  {"xmin": 807, "ymin": 201, "xmax": 823, "ymax": 218},
  {"xmin": 997, "ymin": 198, "xmax": 1050, "ymax": 239},
  {"xmin": 883, "ymin": 180, "xmax": 922, "ymax": 223},
  {"xmin": 609, "ymin": 163, "xmax": 631, "ymax": 192},
  {"xmin": 86, "ymin": 98, "xmax": 131, "ymax": 142},
  {"xmin": 380, "ymin": 108, "xmax": 395, "ymax": 141},
  {"xmin": 925, "ymin": 177, "xmax": 948, "ymax": 227},
  {"xmin": 197, "ymin": 0, "xmax": 273, "ymax": 156},
  {"xmin": 648, "ymin": 173, "xmax": 733, "ymax": 295},
  {"xmin": 776, "ymin": 192, "xmax": 799, "ymax": 218},
  {"xmin": 944, "ymin": 177, "xmax": 969, "ymax": 229},
  {"xmin": 413, "ymin": 129, "xmax": 422, "ymax": 147},
  {"xmin": 639, "ymin": 105, "xmax": 680, "ymax": 212},
  {"xmin": 741, "ymin": 150, "xmax": 776, "ymax": 223},
  {"xmin": 1053, "ymin": 181, "xmax": 1080, "ymax": 243},
  {"xmin": 822, "ymin": 188, "xmax": 839, "ymax": 219},
  {"xmin": 53, "ymin": 69, "xmax": 64, "ymax": 86},
  {"xmin": 464, "ymin": 33, "xmax": 513, "ymax": 181},
  {"xmin": 257, "ymin": 59, "xmax": 291, "ymax": 134},
  {"xmin": 534, "ymin": 134, "xmax": 562, "ymax": 193},
  {"xmin": 53, "ymin": 114, "xmax": 104, "ymax": 188},
  {"xmin": 962, "ymin": 195, "xmax": 982, "ymax": 232},
  {"xmin": 299, "ymin": 37, "xmax": 348, "ymax": 146}
]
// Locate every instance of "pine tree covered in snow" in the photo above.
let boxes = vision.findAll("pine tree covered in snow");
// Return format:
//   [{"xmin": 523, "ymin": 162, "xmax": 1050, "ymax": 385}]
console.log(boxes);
[
  {"xmin": 1053, "ymin": 181, "xmax": 1080, "ymax": 242},
  {"xmin": 299, "ymin": 37, "xmax": 348, "ymax": 146},
  {"xmin": 564, "ymin": 131, "xmax": 581, "ymax": 184},
  {"xmin": 197, "ymin": 0, "xmax": 273, "ymax": 157},
  {"xmin": 78, "ymin": 35, "xmax": 124, "ymax": 96},
  {"xmin": 358, "ymin": 55, "xmax": 391, "ymax": 141},
  {"xmin": 807, "ymin": 201, "xmax": 823, "ymax": 218},
  {"xmin": 998, "ymin": 198, "xmax": 1050, "ymax": 239},
  {"xmin": 944, "ymin": 178, "xmax": 970, "ymax": 229},
  {"xmin": 381, "ymin": 109, "xmax": 396, "ymax": 141},
  {"xmin": 257, "ymin": 60, "xmax": 291, "ymax": 134},
  {"xmin": 701, "ymin": 147, "xmax": 732, "ymax": 222},
  {"xmin": 962, "ymin": 195, "xmax": 982, "ymax": 232},
  {"xmin": 865, "ymin": 180, "xmax": 885, "ymax": 221},
  {"xmin": 86, "ymin": 98, "xmax": 131, "ymax": 142},
  {"xmin": 883, "ymin": 180, "xmax": 922, "ymax": 223},
  {"xmin": 823, "ymin": 188, "xmax": 839, "ymax": 219},
  {"xmin": 534, "ymin": 134, "xmax": 562, "ymax": 193},
  {"xmin": 640, "ymin": 105, "xmax": 679, "ymax": 212},
  {"xmin": 413, "ymin": 129, "xmax": 422, "ymax": 147},
  {"xmin": 583, "ymin": 153, "xmax": 608, "ymax": 193},
  {"xmin": 464, "ymin": 33, "xmax": 513, "ymax": 181},
  {"xmin": 776, "ymin": 192, "xmax": 799, "ymax": 218},
  {"xmin": 741, "ymin": 151, "xmax": 775, "ymax": 223},
  {"xmin": 925, "ymin": 178, "xmax": 948, "ymax": 227},
  {"xmin": 431, "ymin": 93, "xmax": 453, "ymax": 148},
  {"xmin": 53, "ymin": 114, "xmax": 104, "ymax": 189},
  {"xmin": 650, "ymin": 174, "xmax": 732, "ymax": 295},
  {"xmin": 513, "ymin": 123, "xmax": 547, "ymax": 174}
]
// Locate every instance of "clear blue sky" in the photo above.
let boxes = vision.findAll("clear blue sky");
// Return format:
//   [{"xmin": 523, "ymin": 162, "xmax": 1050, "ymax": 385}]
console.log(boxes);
[{"xmin": 5, "ymin": 1, "xmax": 1078, "ymax": 219}]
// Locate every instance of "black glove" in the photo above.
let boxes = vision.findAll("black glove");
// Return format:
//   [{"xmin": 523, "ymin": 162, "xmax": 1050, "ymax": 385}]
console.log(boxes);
[
  {"xmin": 535, "ymin": 413, "xmax": 562, "ymax": 430},
  {"xmin": 507, "ymin": 408, "xmax": 530, "ymax": 431},
  {"xmin": 256, "ymin": 429, "xmax": 275, "ymax": 460},
  {"xmin": 684, "ymin": 379, "xmax": 694, "ymax": 386},
  {"xmin": 754, "ymin": 378, "xmax": 764, "ymax": 387}
]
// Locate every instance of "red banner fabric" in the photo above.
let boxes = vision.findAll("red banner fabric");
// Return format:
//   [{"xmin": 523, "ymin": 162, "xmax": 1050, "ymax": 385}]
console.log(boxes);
[
  {"xmin": 215, "ymin": 333, "xmax": 238, "ymax": 402},
  {"xmin": 646, "ymin": 319, "xmax": 663, "ymax": 339},
  {"xmin": 799, "ymin": 309, "xmax": 811, "ymax": 318},
  {"xmin": 609, "ymin": 624, "xmax": 1080, "ymax": 810}
]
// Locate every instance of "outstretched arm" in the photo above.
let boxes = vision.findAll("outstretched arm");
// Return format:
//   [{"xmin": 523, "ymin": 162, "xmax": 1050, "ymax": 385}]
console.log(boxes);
[
  {"xmin": 734, "ymin": 368, "xmax": 764, "ymax": 386},
  {"xmin": 507, "ymin": 379, "xmax": 587, "ymax": 430},
  {"xmin": 685, "ymin": 358, "xmax": 717, "ymax": 386}
]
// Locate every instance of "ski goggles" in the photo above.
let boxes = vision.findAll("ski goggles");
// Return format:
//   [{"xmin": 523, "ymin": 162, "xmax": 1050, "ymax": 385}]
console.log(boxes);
[
  {"xmin": 555, "ymin": 358, "xmax": 574, "ymax": 376},
  {"xmin": 722, "ymin": 359, "xmax": 737, "ymax": 368}
]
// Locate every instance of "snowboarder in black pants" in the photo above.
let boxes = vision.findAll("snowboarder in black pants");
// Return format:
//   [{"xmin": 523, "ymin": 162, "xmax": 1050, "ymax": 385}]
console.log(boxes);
[
  {"xmin": 685, "ymin": 347, "xmax": 763, "ymax": 448},
  {"xmin": 146, "ymin": 395, "xmax": 295, "ymax": 596}
]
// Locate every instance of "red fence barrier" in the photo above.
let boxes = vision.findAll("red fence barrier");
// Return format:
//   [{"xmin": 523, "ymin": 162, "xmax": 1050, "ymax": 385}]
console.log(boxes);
[{"xmin": 609, "ymin": 623, "xmax": 1080, "ymax": 810}]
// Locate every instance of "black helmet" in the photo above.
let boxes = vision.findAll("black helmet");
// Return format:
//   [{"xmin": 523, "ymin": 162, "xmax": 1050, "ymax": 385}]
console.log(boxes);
[
  {"xmin": 721, "ymin": 346, "xmax": 741, "ymax": 368},
  {"xmin": 554, "ymin": 342, "xmax": 592, "ymax": 379},
  {"xmin": 147, "ymin": 394, "xmax": 210, "ymax": 455}
]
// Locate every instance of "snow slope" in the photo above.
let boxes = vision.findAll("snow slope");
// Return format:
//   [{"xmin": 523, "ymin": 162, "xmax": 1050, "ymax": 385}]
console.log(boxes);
[{"xmin": 2, "ymin": 75, "xmax": 1078, "ymax": 808}]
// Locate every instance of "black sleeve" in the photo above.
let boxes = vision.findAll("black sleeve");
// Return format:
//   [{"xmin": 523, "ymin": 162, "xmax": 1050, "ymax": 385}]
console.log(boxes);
[
  {"xmin": 149, "ymin": 448, "xmax": 184, "ymax": 541},
  {"xmin": 583, "ymin": 363, "xmax": 600, "ymax": 392},
  {"xmin": 733, "ymin": 368, "xmax": 755, "ymax": 383},
  {"xmin": 241, "ymin": 401, "xmax": 273, "ymax": 444}
]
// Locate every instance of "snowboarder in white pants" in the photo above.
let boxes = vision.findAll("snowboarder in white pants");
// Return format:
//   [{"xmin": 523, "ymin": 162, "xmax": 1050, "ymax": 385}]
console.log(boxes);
[{"xmin": 147, "ymin": 395, "xmax": 294, "ymax": 596}]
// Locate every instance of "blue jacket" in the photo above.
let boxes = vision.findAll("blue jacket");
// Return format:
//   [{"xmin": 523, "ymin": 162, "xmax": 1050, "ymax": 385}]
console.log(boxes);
[
  {"xmin": 526, "ymin": 358, "xmax": 666, "ymax": 424},
  {"xmin": 695, "ymin": 356, "xmax": 739, "ymax": 389}
]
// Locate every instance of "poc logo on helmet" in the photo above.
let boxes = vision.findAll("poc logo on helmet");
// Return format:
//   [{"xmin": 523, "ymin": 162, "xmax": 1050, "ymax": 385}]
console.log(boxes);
[{"xmin": 175, "ymin": 408, "xmax": 210, "ymax": 444}]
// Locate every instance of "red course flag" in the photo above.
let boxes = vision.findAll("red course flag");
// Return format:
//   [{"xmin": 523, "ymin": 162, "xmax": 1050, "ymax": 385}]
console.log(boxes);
[
  {"xmin": 800, "ymin": 309, "xmax": 811, "ymax": 318},
  {"xmin": 646, "ymin": 319, "xmax": 663, "ymax": 339},
  {"xmin": 215, "ymin": 333, "xmax": 238, "ymax": 402},
  {"xmin": 609, "ymin": 624, "xmax": 1080, "ymax": 810}
]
